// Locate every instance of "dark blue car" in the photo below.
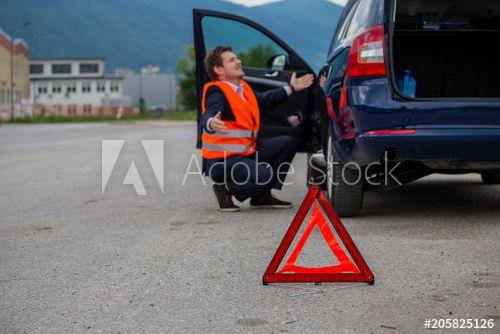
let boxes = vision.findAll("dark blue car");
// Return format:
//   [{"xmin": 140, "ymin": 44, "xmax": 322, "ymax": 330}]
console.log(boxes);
[{"xmin": 193, "ymin": 0, "xmax": 500, "ymax": 217}]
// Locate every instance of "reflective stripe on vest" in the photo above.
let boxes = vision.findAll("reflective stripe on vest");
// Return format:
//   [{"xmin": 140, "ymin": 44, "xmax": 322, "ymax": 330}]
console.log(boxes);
[
  {"xmin": 203, "ymin": 129, "xmax": 254, "ymax": 138},
  {"xmin": 202, "ymin": 142, "xmax": 253, "ymax": 152}
]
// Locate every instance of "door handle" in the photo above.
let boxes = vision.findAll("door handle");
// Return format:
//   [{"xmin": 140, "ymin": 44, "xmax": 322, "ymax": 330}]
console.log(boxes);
[{"xmin": 264, "ymin": 71, "xmax": 279, "ymax": 78}]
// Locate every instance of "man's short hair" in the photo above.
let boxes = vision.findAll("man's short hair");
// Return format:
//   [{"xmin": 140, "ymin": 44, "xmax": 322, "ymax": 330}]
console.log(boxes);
[{"xmin": 204, "ymin": 45, "xmax": 232, "ymax": 80}]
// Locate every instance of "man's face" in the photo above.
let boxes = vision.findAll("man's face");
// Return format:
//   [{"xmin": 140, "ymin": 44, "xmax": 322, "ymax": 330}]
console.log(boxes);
[{"xmin": 214, "ymin": 51, "xmax": 244, "ymax": 80}]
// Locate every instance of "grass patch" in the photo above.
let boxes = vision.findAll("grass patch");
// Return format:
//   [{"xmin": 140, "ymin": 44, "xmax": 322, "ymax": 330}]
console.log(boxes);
[
  {"xmin": 9, "ymin": 110, "xmax": 196, "ymax": 123},
  {"xmin": 160, "ymin": 110, "xmax": 196, "ymax": 121}
]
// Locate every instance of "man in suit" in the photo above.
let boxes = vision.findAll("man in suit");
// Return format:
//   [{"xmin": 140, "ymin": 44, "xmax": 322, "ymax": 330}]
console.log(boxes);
[{"xmin": 201, "ymin": 45, "xmax": 314, "ymax": 212}]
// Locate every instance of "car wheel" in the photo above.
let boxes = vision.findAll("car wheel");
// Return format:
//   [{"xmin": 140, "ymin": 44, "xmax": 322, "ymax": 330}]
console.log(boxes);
[
  {"xmin": 481, "ymin": 171, "xmax": 500, "ymax": 184},
  {"xmin": 326, "ymin": 132, "xmax": 364, "ymax": 217}
]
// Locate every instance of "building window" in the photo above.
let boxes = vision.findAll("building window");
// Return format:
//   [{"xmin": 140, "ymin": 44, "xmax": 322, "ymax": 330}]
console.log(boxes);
[
  {"xmin": 51, "ymin": 64, "xmax": 71, "ymax": 74},
  {"xmin": 68, "ymin": 104, "xmax": 77, "ymax": 115},
  {"xmin": 52, "ymin": 82, "xmax": 62, "ymax": 94},
  {"xmin": 97, "ymin": 81, "xmax": 106, "ymax": 92},
  {"xmin": 82, "ymin": 82, "xmax": 91, "ymax": 93},
  {"xmin": 80, "ymin": 63, "xmax": 99, "ymax": 74},
  {"xmin": 110, "ymin": 81, "xmax": 119, "ymax": 92},
  {"xmin": 83, "ymin": 104, "xmax": 92, "ymax": 114},
  {"xmin": 66, "ymin": 82, "xmax": 76, "ymax": 93},
  {"xmin": 30, "ymin": 64, "xmax": 44, "ymax": 74},
  {"xmin": 37, "ymin": 84, "xmax": 48, "ymax": 94}
]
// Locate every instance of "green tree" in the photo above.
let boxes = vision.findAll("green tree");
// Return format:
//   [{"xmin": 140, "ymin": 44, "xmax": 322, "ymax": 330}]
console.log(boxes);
[
  {"xmin": 176, "ymin": 45, "xmax": 197, "ymax": 111},
  {"xmin": 238, "ymin": 45, "xmax": 277, "ymax": 68}
]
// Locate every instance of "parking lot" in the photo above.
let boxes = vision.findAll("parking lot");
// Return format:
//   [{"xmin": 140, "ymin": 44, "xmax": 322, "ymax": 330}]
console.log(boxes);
[{"xmin": 1, "ymin": 122, "xmax": 498, "ymax": 332}]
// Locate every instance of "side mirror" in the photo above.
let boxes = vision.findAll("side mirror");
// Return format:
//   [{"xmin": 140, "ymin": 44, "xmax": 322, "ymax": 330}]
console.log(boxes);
[{"xmin": 266, "ymin": 54, "xmax": 288, "ymax": 71}]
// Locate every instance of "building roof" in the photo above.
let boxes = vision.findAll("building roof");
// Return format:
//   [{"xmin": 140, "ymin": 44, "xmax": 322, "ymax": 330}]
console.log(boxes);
[
  {"xmin": 30, "ymin": 75, "xmax": 123, "ymax": 81},
  {"xmin": 30, "ymin": 57, "xmax": 105, "ymax": 61},
  {"xmin": 0, "ymin": 27, "xmax": 30, "ymax": 53},
  {"xmin": 13, "ymin": 38, "xmax": 29, "ymax": 49},
  {"xmin": 0, "ymin": 27, "xmax": 11, "ymax": 42}
]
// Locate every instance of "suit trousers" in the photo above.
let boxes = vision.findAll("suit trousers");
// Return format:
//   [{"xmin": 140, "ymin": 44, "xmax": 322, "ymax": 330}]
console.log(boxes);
[{"xmin": 205, "ymin": 135, "xmax": 299, "ymax": 202}]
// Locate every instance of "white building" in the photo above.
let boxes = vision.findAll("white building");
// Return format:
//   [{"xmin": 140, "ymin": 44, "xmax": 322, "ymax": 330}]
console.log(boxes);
[{"xmin": 29, "ymin": 57, "xmax": 132, "ymax": 116}]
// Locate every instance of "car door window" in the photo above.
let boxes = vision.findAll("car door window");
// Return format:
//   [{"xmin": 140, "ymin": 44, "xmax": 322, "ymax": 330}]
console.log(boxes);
[
  {"xmin": 194, "ymin": 10, "xmax": 318, "ymax": 151},
  {"xmin": 202, "ymin": 16, "xmax": 290, "ymax": 69}
]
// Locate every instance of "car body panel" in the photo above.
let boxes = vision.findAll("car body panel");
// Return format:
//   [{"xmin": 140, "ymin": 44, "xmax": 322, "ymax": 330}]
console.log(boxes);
[{"xmin": 324, "ymin": 0, "xmax": 500, "ymax": 167}]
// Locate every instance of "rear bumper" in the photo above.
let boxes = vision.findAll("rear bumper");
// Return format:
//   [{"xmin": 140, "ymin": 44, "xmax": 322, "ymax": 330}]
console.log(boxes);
[{"xmin": 343, "ymin": 126, "xmax": 500, "ymax": 165}]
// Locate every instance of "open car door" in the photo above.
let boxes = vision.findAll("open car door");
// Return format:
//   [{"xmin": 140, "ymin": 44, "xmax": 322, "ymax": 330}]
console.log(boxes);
[{"xmin": 193, "ymin": 9, "xmax": 322, "ymax": 152}]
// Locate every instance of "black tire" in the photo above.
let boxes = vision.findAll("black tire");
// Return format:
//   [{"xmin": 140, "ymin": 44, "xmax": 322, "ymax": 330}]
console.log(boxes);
[
  {"xmin": 326, "ymin": 133, "xmax": 364, "ymax": 217},
  {"xmin": 481, "ymin": 171, "xmax": 500, "ymax": 184}
]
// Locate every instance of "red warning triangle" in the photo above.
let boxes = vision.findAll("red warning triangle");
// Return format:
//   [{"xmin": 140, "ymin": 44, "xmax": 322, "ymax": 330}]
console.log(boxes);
[
  {"xmin": 276, "ymin": 202, "xmax": 359, "ymax": 275},
  {"xmin": 263, "ymin": 185, "xmax": 374, "ymax": 285}
]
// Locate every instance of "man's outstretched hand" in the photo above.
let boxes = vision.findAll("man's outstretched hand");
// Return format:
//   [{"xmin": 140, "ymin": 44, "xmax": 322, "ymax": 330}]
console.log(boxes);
[
  {"xmin": 209, "ymin": 111, "xmax": 228, "ymax": 134},
  {"xmin": 290, "ymin": 72, "xmax": 314, "ymax": 92}
]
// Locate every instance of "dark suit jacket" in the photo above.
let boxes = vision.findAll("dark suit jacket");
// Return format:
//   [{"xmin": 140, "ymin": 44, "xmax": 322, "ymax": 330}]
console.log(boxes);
[{"xmin": 202, "ymin": 85, "xmax": 288, "ymax": 133}]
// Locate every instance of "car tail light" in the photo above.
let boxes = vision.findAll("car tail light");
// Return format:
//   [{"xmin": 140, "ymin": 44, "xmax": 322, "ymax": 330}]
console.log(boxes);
[{"xmin": 347, "ymin": 24, "xmax": 386, "ymax": 78}]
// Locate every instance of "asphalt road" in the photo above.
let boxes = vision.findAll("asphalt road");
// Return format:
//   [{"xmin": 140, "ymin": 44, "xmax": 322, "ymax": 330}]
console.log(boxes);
[{"xmin": 1, "ymin": 122, "xmax": 499, "ymax": 333}]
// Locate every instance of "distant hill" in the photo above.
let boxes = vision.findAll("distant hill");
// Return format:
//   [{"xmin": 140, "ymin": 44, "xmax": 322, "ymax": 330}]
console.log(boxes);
[{"xmin": 0, "ymin": 0, "xmax": 343, "ymax": 73}]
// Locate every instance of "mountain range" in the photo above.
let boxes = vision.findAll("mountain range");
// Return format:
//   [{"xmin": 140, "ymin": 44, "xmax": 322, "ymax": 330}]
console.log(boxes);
[{"xmin": 1, "ymin": 0, "xmax": 343, "ymax": 73}]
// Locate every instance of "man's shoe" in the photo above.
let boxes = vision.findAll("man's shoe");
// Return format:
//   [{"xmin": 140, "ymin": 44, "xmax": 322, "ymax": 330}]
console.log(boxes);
[
  {"xmin": 250, "ymin": 193, "xmax": 293, "ymax": 209},
  {"xmin": 212, "ymin": 184, "xmax": 240, "ymax": 212}
]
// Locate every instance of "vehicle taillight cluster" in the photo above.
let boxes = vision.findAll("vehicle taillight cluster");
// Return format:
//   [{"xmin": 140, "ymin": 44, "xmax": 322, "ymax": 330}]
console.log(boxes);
[{"xmin": 347, "ymin": 24, "xmax": 387, "ymax": 78}]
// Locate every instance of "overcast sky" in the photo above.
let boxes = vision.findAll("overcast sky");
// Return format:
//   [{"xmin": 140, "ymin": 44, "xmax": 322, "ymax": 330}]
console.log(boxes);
[{"xmin": 223, "ymin": 0, "xmax": 347, "ymax": 7}]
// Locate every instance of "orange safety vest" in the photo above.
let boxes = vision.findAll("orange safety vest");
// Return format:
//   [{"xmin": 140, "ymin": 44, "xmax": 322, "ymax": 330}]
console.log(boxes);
[{"xmin": 201, "ymin": 80, "xmax": 260, "ymax": 159}]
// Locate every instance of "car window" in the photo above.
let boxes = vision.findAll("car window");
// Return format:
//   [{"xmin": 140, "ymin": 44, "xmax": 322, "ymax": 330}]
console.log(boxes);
[
  {"xmin": 344, "ymin": 0, "xmax": 373, "ymax": 40},
  {"xmin": 331, "ymin": 1, "xmax": 360, "ymax": 51},
  {"xmin": 202, "ymin": 16, "xmax": 289, "ymax": 69},
  {"xmin": 329, "ymin": 49, "xmax": 349, "ymax": 81}
]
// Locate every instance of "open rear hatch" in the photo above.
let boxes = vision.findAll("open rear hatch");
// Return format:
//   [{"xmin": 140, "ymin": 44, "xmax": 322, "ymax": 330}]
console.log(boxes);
[{"xmin": 390, "ymin": 0, "xmax": 500, "ymax": 99}]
